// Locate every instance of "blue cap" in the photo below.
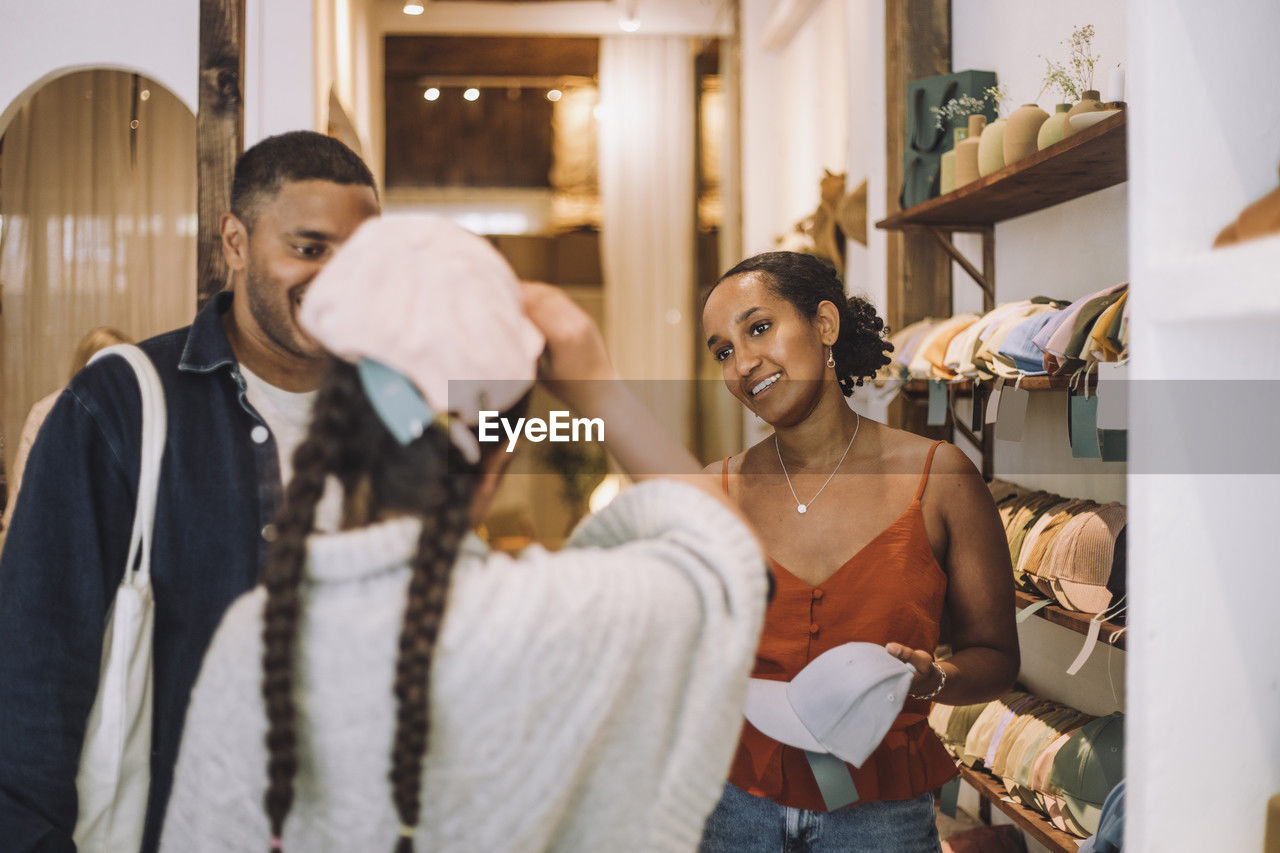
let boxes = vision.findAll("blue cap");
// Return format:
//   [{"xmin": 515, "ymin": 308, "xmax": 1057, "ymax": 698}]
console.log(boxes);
[{"xmin": 998, "ymin": 312, "xmax": 1060, "ymax": 376}]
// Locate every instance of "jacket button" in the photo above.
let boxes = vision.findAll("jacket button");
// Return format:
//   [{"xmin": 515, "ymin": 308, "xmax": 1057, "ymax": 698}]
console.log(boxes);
[
  {"xmin": 251, "ymin": 425, "xmax": 270, "ymax": 444},
  {"xmin": 809, "ymin": 623, "xmax": 819, "ymax": 635},
  {"xmin": 812, "ymin": 588, "xmax": 824, "ymax": 600},
  {"xmin": 261, "ymin": 524, "xmax": 277, "ymax": 542}
]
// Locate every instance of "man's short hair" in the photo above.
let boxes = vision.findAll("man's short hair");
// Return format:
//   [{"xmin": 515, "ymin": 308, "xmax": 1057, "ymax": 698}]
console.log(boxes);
[{"xmin": 230, "ymin": 131, "xmax": 377, "ymax": 229}]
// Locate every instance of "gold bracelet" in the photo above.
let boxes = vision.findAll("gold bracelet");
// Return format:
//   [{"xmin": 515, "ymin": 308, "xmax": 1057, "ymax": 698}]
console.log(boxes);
[{"xmin": 909, "ymin": 660, "xmax": 947, "ymax": 700}]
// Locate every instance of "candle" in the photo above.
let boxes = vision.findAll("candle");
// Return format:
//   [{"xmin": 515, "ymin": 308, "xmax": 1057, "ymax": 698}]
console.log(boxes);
[{"xmin": 1108, "ymin": 64, "xmax": 1126, "ymax": 103}]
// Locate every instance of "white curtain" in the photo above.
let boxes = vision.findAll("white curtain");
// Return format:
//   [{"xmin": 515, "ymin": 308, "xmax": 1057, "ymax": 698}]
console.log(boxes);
[
  {"xmin": 598, "ymin": 36, "xmax": 696, "ymax": 447},
  {"xmin": 0, "ymin": 69, "xmax": 196, "ymax": 486}
]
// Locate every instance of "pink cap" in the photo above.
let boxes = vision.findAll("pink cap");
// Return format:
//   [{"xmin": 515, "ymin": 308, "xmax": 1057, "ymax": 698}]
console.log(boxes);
[{"xmin": 299, "ymin": 214, "xmax": 545, "ymax": 435}]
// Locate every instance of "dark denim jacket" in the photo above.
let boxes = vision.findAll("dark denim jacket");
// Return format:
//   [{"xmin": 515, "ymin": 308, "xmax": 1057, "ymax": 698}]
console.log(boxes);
[{"xmin": 0, "ymin": 292, "xmax": 284, "ymax": 852}]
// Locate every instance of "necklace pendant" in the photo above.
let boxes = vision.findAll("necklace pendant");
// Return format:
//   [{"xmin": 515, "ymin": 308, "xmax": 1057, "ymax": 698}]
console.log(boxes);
[{"xmin": 797, "ymin": 504, "xmax": 807, "ymax": 514}]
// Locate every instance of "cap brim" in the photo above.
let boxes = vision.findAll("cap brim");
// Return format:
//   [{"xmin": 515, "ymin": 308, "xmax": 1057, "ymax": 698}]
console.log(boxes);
[
  {"xmin": 743, "ymin": 678, "xmax": 824, "ymax": 753},
  {"xmin": 1053, "ymin": 578, "xmax": 1113, "ymax": 614}
]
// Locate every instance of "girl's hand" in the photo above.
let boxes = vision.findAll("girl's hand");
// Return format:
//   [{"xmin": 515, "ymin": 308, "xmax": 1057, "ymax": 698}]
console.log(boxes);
[{"xmin": 520, "ymin": 282, "xmax": 616, "ymax": 397}]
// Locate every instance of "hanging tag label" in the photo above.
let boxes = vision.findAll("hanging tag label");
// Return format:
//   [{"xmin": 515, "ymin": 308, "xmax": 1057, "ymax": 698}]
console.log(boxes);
[
  {"xmin": 804, "ymin": 751, "xmax": 859, "ymax": 810},
  {"xmin": 1099, "ymin": 428, "xmax": 1128, "ymax": 462},
  {"xmin": 985, "ymin": 377, "xmax": 1004, "ymax": 425},
  {"xmin": 1069, "ymin": 394, "xmax": 1102, "ymax": 458},
  {"xmin": 938, "ymin": 777, "xmax": 961, "ymax": 818},
  {"xmin": 994, "ymin": 385, "xmax": 1030, "ymax": 442},
  {"xmin": 1016, "ymin": 597, "xmax": 1054, "ymax": 623},
  {"xmin": 971, "ymin": 383, "xmax": 986, "ymax": 432},
  {"xmin": 1095, "ymin": 361, "xmax": 1128, "ymax": 429},
  {"xmin": 927, "ymin": 379, "xmax": 948, "ymax": 426},
  {"xmin": 1066, "ymin": 616, "xmax": 1104, "ymax": 675}
]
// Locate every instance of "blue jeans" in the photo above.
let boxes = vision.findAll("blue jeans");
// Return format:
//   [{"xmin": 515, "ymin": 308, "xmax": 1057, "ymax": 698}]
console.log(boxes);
[{"xmin": 699, "ymin": 783, "xmax": 943, "ymax": 853}]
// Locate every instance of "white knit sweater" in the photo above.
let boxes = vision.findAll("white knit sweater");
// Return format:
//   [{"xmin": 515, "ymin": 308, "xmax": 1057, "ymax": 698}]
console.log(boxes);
[{"xmin": 160, "ymin": 480, "xmax": 766, "ymax": 852}]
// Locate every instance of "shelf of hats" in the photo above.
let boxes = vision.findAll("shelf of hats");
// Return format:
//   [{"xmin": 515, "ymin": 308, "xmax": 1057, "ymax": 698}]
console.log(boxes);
[{"xmin": 930, "ymin": 691, "xmax": 1124, "ymax": 853}]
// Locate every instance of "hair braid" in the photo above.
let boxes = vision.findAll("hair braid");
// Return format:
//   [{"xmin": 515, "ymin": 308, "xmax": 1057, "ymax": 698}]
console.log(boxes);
[
  {"xmin": 259, "ymin": 363, "xmax": 372, "ymax": 849},
  {"xmin": 257, "ymin": 359, "xmax": 501, "ymax": 851},
  {"xmin": 388, "ymin": 449, "xmax": 477, "ymax": 852}
]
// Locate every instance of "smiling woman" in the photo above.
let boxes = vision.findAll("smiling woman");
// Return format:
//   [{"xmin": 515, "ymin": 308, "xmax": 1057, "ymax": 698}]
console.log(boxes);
[{"xmin": 698, "ymin": 251, "xmax": 1020, "ymax": 853}]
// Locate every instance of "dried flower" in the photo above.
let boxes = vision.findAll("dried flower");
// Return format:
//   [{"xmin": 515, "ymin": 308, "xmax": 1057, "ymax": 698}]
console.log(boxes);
[
  {"xmin": 931, "ymin": 93, "xmax": 991, "ymax": 131},
  {"xmin": 985, "ymin": 85, "xmax": 1010, "ymax": 117},
  {"xmin": 1041, "ymin": 24, "xmax": 1100, "ymax": 103}
]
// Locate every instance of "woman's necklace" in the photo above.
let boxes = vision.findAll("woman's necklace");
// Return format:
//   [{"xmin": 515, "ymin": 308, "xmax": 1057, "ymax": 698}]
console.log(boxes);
[{"xmin": 774, "ymin": 413, "xmax": 861, "ymax": 514}]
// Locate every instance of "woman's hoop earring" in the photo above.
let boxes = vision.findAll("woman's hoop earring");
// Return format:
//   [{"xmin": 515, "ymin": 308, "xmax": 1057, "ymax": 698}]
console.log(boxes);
[{"xmin": 826, "ymin": 348, "xmax": 836, "ymax": 369}]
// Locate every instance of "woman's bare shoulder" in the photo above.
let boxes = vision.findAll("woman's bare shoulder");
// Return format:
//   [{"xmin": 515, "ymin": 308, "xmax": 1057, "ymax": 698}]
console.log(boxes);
[{"xmin": 703, "ymin": 435, "xmax": 776, "ymax": 477}]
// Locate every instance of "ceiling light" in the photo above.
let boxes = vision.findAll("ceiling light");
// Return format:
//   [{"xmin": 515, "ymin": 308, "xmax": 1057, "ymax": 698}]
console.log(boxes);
[
  {"xmin": 618, "ymin": 0, "xmax": 640, "ymax": 31},
  {"xmin": 423, "ymin": 87, "xmax": 440, "ymax": 101},
  {"xmin": 546, "ymin": 89, "xmax": 562, "ymax": 102},
  {"xmin": 403, "ymin": 1, "xmax": 424, "ymax": 15},
  {"xmin": 463, "ymin": 88, "xmax": 480, "ymax": 102}
]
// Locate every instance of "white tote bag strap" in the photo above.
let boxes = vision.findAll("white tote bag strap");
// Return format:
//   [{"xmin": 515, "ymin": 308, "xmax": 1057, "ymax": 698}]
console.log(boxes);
[{"xmin": 89, "ymin": 344, "xmax": 166, "ymax": 584}]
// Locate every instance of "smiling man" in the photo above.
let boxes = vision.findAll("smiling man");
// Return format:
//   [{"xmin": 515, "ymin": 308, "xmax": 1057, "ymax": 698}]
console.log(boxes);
[{"xmin": 0, "ymin": 131, "xmax": 378, "ymax": 852}]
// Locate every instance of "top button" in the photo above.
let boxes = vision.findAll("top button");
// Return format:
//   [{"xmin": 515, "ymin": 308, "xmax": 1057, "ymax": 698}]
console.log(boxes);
[
  {"xmin": 812, "ymin": 588, "xmax": 824, "ymax": 600},
  {"xmin": 251, "ymin": 425, "xmax": 270, "ymax": 444},
  {"xmin": 809, "ymin": 623, "xmax": 820, "ymax": 635}
]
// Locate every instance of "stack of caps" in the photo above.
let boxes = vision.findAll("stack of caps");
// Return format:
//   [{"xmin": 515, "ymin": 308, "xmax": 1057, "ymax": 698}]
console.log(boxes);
[
  {"xmin": 990, "ymin": 482, "xmax": 1126, "ymax": 615},
  {"xmin": 929, "ymin": 691, "xmax": 1124, "ymax": 838},
  {"xmin": 876, "ymin": 283, "xmax": 1128, "ymax": 385}
]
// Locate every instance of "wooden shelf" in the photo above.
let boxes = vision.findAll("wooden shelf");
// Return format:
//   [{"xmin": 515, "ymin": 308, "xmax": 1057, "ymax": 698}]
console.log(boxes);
[
  {"xmin": 876, "ymin": 111, "xmax": 1127, "ymax": 230},
  {"xmin": 897, "ymin": 375, "xmax": 1095, "ymax": 395},
  {"xmin": 1015, "ymin": 590, "xmax": 1126, "ymax": 650},
  {"xmin": 957, "ymin": 764, "xmax": 1083, "ymax": 853}
]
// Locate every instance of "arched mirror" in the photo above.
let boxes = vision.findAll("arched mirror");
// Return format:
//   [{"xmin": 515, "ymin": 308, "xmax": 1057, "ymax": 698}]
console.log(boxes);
[{"xmin": 0, "ymin": 68, "xmax": 196, "ymax": 520}]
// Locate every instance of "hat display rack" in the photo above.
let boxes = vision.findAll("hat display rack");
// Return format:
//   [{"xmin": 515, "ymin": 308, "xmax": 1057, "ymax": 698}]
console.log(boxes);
[{"xmin": 877, "ymin": 72, "xmax": 1130, "ymax": 853}]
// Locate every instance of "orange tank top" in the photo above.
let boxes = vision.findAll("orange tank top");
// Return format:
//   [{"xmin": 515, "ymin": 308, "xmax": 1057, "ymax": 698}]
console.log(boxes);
[{"xmin": 722, "ymin": 440, "xmax": 958, "ymax": 809}]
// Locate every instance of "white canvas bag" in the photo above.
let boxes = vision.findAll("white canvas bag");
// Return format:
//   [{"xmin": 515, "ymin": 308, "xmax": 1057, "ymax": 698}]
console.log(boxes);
[{"xmin": 73, "ymin": 344, "xmax": 166, "ymax": 852}]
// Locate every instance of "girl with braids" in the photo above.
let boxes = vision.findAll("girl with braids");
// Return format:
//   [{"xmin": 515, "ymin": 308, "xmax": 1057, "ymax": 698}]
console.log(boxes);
[
  {"xmin": 160, "ymin": 215, "xmax": 768, "ymax": 852},
  {"xmin": 698, "ymin": 252, "xmax": 1018, "ymax": 852}
]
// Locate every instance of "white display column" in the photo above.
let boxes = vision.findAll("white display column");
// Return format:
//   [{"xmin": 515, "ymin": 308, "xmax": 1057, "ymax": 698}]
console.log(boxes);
[{"xmin": 1127, "ymin": 1, "xmax": 1280, "ymax": 850}]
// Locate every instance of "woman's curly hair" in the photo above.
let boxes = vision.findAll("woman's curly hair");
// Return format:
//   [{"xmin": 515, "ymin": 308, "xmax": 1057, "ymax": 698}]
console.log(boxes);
[{"xmin": 712, "ymin": 252, "xmax": 893, "ymax": 396}]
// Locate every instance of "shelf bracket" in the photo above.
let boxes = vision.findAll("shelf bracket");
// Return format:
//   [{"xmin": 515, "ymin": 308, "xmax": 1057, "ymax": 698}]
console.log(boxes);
[{"xmin": 926, "ymin": 226, "xmax": 995, "ymax": 310}]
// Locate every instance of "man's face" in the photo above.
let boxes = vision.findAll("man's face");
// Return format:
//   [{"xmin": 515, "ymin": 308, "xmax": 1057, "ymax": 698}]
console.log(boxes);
[{"xmin": 231, "ymin": 179, "xmax": 380, "ymax": 366}]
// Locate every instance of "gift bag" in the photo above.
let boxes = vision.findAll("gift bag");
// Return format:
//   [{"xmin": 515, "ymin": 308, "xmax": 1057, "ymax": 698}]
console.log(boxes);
[{"xmin": 901, "ymin": 69, "xmax": 998, "ymax": 209}]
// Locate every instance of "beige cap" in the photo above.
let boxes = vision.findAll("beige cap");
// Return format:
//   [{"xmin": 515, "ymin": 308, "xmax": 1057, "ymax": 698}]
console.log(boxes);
[{"xmin": 1048, "ymin": 502, "xmax": 1127, "ymax": 613}]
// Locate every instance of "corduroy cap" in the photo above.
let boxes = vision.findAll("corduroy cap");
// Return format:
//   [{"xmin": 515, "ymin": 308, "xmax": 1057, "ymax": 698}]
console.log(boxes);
[{"xmin": 1047, "ymin": 503, "xmax": 1127, "ymax": 614}]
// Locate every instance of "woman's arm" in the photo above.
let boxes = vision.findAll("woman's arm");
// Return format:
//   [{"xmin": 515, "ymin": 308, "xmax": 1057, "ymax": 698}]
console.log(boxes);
[{"xmin": 887, "ymin": 444, "xmax": 1020, "ymax": 705}]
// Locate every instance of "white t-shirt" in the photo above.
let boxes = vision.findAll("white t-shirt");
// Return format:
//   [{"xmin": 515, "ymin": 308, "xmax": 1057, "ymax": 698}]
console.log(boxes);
[{"xmin": 239, "ymin": 364, "xmax": 340, "ymax": 531}]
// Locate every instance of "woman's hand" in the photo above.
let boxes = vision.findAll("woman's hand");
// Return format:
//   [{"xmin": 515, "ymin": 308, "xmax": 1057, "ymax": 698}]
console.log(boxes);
[{"xmin": 885, "ymin": 642, "xmax": 947, "ymax": 700}]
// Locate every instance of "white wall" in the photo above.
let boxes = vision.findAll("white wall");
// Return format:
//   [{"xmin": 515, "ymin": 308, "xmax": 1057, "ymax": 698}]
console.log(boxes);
[
  {"xmin": 739, "ymin": 0, "xmax": 848, "ymax": 258},
  {"xmin": 1128, "ymin": 2, "xmax": 1280, "ymax": 850},
  {"xmin": 1, "ymin": 0, "xmax": 319, "ymax": 142},
  {"xmin": 0, "ymin": 2, "xmax": 197, "ymax": 129}
]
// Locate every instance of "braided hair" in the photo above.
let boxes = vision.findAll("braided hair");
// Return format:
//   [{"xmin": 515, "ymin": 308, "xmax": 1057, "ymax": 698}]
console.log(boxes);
[
  {"xmin": 713, "ymin": 252, "xmax": 893, "ymax": 396},
  {"xmin": 259, "ymin": 360, "xmax": 487, "ymax": 852}
]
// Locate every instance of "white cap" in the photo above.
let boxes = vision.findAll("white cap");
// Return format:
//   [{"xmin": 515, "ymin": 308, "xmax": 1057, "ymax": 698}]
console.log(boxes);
[{"xmin": 743, "ymin": 642, "xmax": 916, "ymax": 768}]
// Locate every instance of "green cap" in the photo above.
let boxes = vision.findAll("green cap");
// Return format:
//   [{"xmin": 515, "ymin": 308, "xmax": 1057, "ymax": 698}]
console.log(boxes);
[{"xmin": 1048, "ymin": 711, "xmax": 1124, "ymax": 836}]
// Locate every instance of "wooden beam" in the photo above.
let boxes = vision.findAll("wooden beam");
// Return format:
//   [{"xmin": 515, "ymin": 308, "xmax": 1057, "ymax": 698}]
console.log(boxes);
[
  {"xmin": 925, "ymin": 225, "xmax": 992, "ymax": 301},
  {"xmin": 884, "ymin": 0, "xmax": 950, "ymax": 333},
  {"xmin": 198, "ymin": 0, "xmax": 245, "ymax": 308}
]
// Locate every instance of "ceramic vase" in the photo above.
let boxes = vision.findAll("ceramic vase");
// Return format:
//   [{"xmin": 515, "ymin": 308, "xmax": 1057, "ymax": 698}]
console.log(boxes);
[
  {"xmin": 954, "ymin": 114, "xmax": 986, "ymax": 188},
  {"xmin": 939, "ymin": 127, "xmax": 967, "ymax": 194},
  {"xmin": 1037, "ymin": 104, "xmax": 1072, "ymax": 150},
  {"xmin": 1005, "ymin": 103, "xmax": 1049, "ymax": 164},
  {"xmin": 1063, "ymin": 90, "xmax": 1105, "ymax": 137},
  {"xmin": 978, "ymin": 118, "xmax": 1007, "ymax": 177}
]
